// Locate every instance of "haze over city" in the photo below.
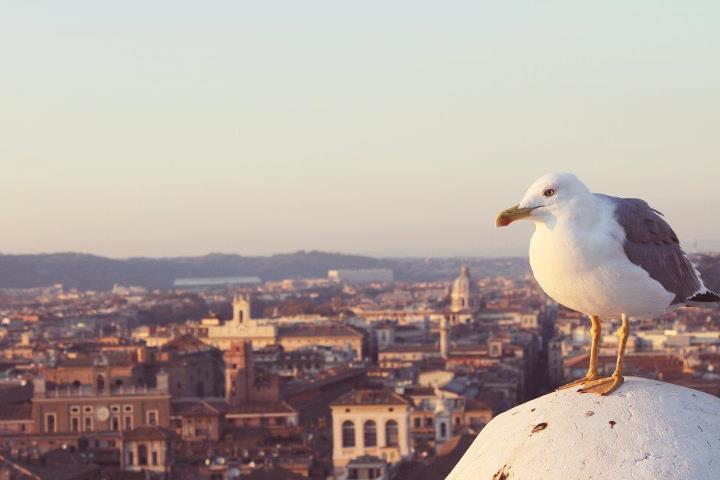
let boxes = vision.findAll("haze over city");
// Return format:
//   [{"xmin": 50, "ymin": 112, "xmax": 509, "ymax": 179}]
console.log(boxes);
[
  {"xmin": 3, "ymin": 1, "xmax": 720, "ymax": 258},
  {"xmin": 3, "ymin": 3, "xmax": 720, "ymax": 480}
]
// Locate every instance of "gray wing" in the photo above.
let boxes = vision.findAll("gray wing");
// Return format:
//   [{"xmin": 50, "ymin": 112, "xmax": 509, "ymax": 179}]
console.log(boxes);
[{"xmin": 596, "ymin": 194, "xmax": 701, "ymax": 304}]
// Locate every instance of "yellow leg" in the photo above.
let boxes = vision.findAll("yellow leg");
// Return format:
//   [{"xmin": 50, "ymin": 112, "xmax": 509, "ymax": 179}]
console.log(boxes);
[
  {"xmin": 557, "ymin": 315, "xmax": 601, "ymax": 390},
  {"xmin": 578, "ymin": 314, "xmax": 629, "ymax": 396}
]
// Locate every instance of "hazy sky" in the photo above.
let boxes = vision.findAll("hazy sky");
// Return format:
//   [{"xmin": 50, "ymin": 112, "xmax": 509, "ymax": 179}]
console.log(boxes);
[{"xmin": 2, "ymin": 2, "xmax": 719, "ymax": 258}]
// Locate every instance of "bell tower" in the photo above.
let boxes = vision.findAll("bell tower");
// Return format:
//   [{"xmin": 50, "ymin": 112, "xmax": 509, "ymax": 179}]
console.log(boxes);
[
  {"xmin": 232, "ymin": 294, "xmax": 252, "ymax": 324},
  {"xmin": 224, "ymin": 341, "xmax": 254, "ymax": 405},
  {"xmin": 92, "ymin": 355, "xmax": 111, "ymax": 396}
]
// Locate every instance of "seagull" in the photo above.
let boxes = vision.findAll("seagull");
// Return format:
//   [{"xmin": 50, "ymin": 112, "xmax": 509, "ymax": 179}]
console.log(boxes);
[{"xmin": 496, "ymin": 172, "xmax": 719, "ymax": 395}]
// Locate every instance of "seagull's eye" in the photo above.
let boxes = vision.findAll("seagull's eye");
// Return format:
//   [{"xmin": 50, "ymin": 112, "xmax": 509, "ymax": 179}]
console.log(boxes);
[{"xmin": 543, "ymin": 188, "xmax": 556, "ymax": 197}]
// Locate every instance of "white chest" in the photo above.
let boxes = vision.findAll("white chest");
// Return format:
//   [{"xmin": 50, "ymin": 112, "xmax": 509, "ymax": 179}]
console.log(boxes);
[
  {"xmin": 530, "ymin": 216, "xmax": 673, "ymax": 317},
  {"xmin": 529, "ymin": 223, "xmax": 614, "ymax": 298},
  {"xmin": 528, "ymin": 219, "xmax": 674, "ymax": 317}
]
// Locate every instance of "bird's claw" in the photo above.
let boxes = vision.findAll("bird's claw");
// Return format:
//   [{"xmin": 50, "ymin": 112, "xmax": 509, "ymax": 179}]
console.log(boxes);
[
  {"xmin": 577, "ymin": 375, "xmax": 624, "ymax": 396},
  {"xmin": 556, "ymin": 373, "xmax": 599, "ymax": 390}
]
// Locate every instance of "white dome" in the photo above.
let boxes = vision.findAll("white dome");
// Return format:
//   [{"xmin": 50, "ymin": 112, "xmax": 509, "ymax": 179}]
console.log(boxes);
[
  {"xmin": 451, "ymin": 265, "xmax": 477, "ymax": 312},
  {"xmin": 447, "ymin": 377, "xmax": 720, "ymax": 480}
]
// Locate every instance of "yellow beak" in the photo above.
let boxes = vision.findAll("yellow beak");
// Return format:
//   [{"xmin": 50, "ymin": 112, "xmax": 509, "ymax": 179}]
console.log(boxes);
[{"xmin": 495, "ymin": 204, "xmax": 537, "ymax": 227}]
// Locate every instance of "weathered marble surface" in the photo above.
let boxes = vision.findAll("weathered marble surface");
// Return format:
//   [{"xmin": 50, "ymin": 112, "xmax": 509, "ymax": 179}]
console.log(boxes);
[{"xmin": 447, "ymin": 377, "xmax": 720, "ymax": 480}]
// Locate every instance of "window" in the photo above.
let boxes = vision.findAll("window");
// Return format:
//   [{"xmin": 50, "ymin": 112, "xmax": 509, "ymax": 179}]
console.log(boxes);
[
  {"xmin": 96, "ymin": 375, "xmax": 105, "ymax": 394},
  {"xmin": 425, "ymin": 417, "xmax": 433, "ymax": 428},
  {"xmin": 111, "ymin": 417, "xmax": 120, "ymax": 431},
  {"xmin": 440, "ymin": 422, "xmax": 447, "ymax": 438},
  {"xmin": 84, "ymin": 416, "xmax": 93, "ymax": 432},
  {"xmin": 363, "ymin": 420, "xmax": 377, "ymax": 447},
  {"xmin": 71, "ymin": 417, "xmax": 80, "ymax": 433},
  {"xmin": 414, "ymin": 417, "xmax": 421, "ymax": 428},
  {"xmin": 137, "ymin": 444, "xmax": 148, "ymax": 466},
  {"xmin": 151, "ymin": 451, "xmax": 158, "ymax": 465},
  {"xmin": 70, "ymin": 406, "xmax": 80, "ymax": 415},
  {"xmin": 124, "ymin": 416, "xmax": 133, "ymax": 431},
  {"xmin": 111, "ymin": 405, "xmax": 120, "ymax": 414},
  {"xmin": 123, "ymin": 405, "xmax": 133, "ymax": 413},
  {"xmin": 385, "ymin": 420, "xmax": 399, "ymax": 447},
  {"xmin": 83, "ymin": 406, "xmax": 93, "ymax": 414},
  {"xmin": 127, "ymin": 451, "xmax": 134, "ymax": 466},
  {"xmin": 147, "ymin": 410, "xmax": 158, "ymax": 426},
  {"xmin": 342, "ymin": 421, "xmax": 355, "ymax": 447},
  {"xmin": 45, "ymin": 413, "xmax": 56, "ymax": 433}
]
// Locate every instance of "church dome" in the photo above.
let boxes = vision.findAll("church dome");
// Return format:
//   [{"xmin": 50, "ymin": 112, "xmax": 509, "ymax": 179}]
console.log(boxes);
[{"xmin": 451, "ymin": 265, "xmax": 477, "ymax": 312}]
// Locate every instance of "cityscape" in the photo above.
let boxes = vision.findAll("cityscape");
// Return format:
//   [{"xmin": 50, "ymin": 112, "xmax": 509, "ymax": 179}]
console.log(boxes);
[
  {"xmin": 0, "ymin": 253, "xmax": 719, "ymax": 479},
  {"xmin": 4, "ymin": 2, "xmax": 720, "ymax": 478}
]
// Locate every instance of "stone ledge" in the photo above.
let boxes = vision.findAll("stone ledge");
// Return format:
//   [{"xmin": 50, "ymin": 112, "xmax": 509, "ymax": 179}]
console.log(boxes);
[{"xmin": 446, "ymin": 377, "xmax": 720, "ymax": 480}]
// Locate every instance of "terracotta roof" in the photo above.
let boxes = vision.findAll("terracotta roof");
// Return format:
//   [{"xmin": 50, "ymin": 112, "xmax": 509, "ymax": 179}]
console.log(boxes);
[
  {"xmin": 162, "ymin": 334, "xmax": 214, "ymax": 353},
  {"xmin": 380, "ymin": 344, "xmax": 438, "ymax": 354},
  {"xmin": 55, "ymin": 352, "xmax": 134, "ymax": 367},
  {"xmin": 227, "ymin": 401, "xmax": 296, "ymax": 415},
  {"xmin": 278, "ymin": 324, "xmax": 362, "ymax": 338},
  {"xmin": 332, "ymin": 389, "xmax": 409, "ymax": 406},
  {"xmin": 0, "ymin": 383, "xmax": 32, "ymax": 404},
  {"xmin": 172, "ymin": 399, "xmax": 228, "ymax": 416},
  {"xmin": 123, "ymin": 426, "xmax": 180, "ymax": 441},
  {"xmin": 0, "ymin": 452, "xmax": 100, "ymax": 480},
  {"xmin": 405, "ymin": 386, "xmax": 435, "ymax": 396},
  {"xmin": 0, "ymin": 403, "xmax": 32, "ymax": 421},
  {"xmin": 566, "ymin": 353, "xmax": 684, "ymax": 371},
  {"xmin": 465, "ymin": 398, "xmax": 493, "ymax": 412},
  {"xmin": 243, "ymin": 467, "xmax": 305, "ymax": 480},
  {"xmin": 282, "ymin": 367, "xmax": 367, "ymax": 396}
]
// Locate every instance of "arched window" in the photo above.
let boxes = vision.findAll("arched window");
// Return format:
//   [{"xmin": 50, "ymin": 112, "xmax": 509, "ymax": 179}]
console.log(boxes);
[
  {"xmin": 137, "ymin": 444, "xmax": 148, "ymax": 466},
  {"xmin": 342, "ymin": 421, "xmax": 355, "ymax": 447},
  {"xmin": 440, "ymin": 422, "xmax": 447, "ymax": 438},
  {"xmin": 385, "ymin": 420, "xmax": 399, "ymax": 447},
  {"xmin": 364, "ymin": 420, "xmax": 377, "ymax": 447}
]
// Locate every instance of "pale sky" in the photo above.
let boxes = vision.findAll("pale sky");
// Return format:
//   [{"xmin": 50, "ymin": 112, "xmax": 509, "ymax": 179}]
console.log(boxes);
[{"xmin": 2, "ymin": 2, "xmax": 719, "ymax": 258}]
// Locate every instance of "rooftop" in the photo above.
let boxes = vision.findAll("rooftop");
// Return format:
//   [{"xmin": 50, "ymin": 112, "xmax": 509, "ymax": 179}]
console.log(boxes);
[
  {"xmin": 278, "ymin": 324, "xmax": 362, "ymax": 338},
  {"xmin": 123, "ymin": 425, "xmax": 180, "ymax": 441},
  {"xmin": 331, "ymin": 389, "xmax": 409, "ymax": 407}
]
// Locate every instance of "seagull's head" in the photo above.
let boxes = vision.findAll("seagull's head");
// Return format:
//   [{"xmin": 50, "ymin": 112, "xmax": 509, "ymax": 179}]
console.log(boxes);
[{"xmin": 496, "ymin": 172, "xmax": 592, "ymax": 227}]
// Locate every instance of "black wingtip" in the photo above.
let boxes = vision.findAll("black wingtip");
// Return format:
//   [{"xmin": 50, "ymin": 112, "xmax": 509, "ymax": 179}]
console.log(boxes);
[{"xmin": 688, "ymin": 290, "xmax": 720, "ymax": 302}]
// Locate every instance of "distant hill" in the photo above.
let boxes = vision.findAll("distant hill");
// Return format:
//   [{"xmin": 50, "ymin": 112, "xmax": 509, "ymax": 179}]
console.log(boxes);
[{"xmin": 0, "ymin": 251, "xmax": 530, "ymax": 290}]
